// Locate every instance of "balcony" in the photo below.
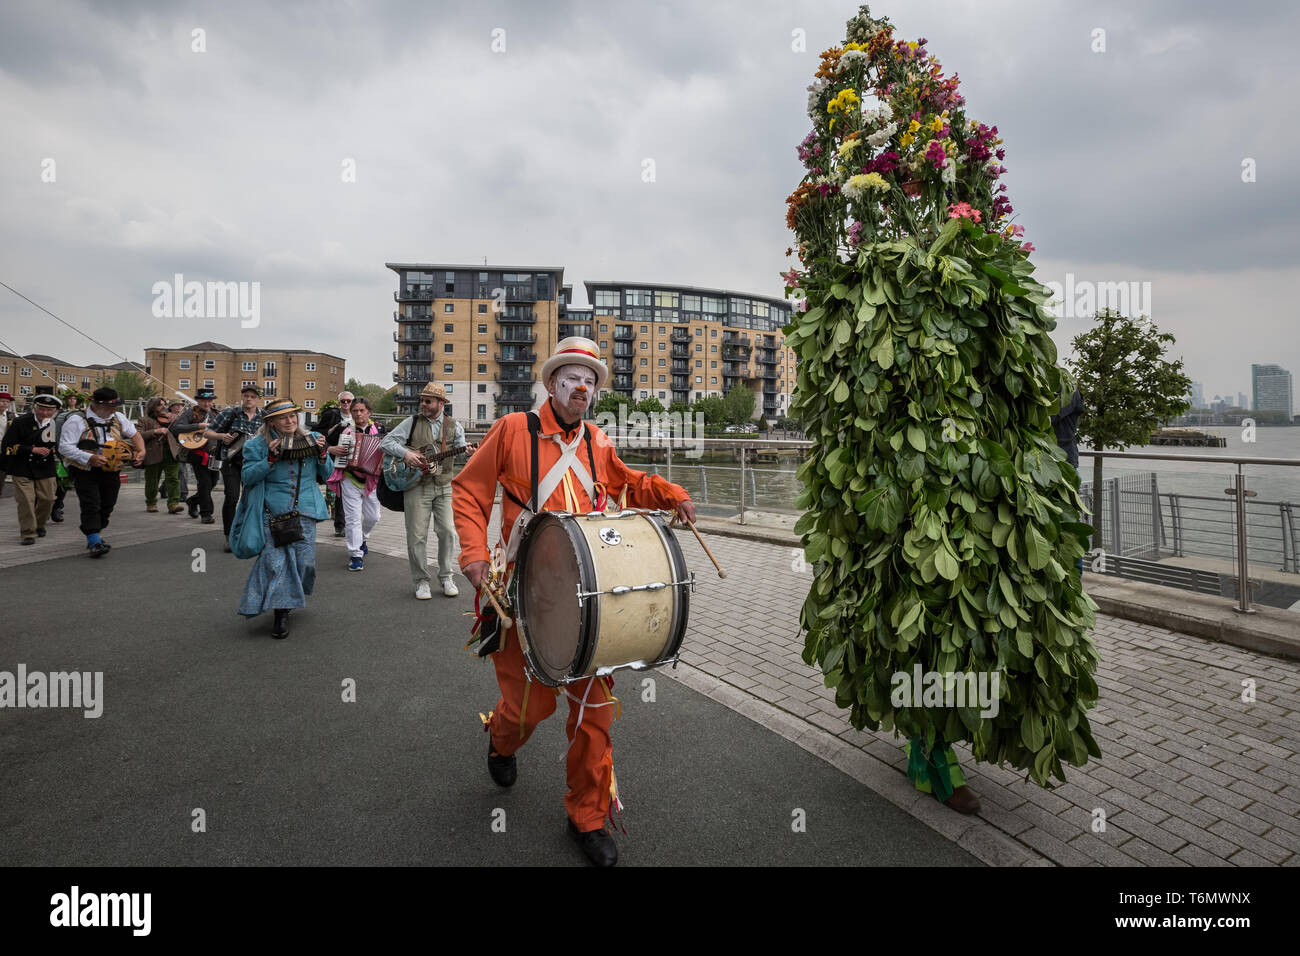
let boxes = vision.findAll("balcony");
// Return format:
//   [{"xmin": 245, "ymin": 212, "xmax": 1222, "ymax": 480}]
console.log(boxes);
[
  {"xmin": 497, "ymin": 310, "xmax": 536, "ymax": 324},
  {"xmin": 722, "ymin": 346, "xmax": 752, "ymax": 362},
  {"xmin": 559, "ymin": 324, "xmax": 593, "ymax": 339},
  {"xmin": 495, "ymin": 331, "xmax": 537, "ymax": 345},
  {"xmin": 504, "ymin": 286, "xmax": 537, "ymax": 302},
  {"xmin": 763, "ymin": 402, "xmax": 779, "ymax": 415},
  {"xmin": 395, "ymin": 349, "xmax": 433, "ymax": 363},
  {"xmin": 757, "ymin": 349, "xmax": 780, "ymax": 366},
  {"xmin": 613, "ymin": 327, "xmax": 636, "ymax": 341},
  {"xmin": 671, "ymin": 345, "xmax": 690, "ymax": 359},
  {"xmin": 760, "ymin": 367, "xmax": 779, "ymax": 380},
  {"xmin": 395, "ymin": 308, "xmax": 433, "ymax": 322},
  {"xmin": 496, "ymin": 387, "xmax": 535, "ymax": 404},
  {"xmin": 613, "ymin": 344, "xmax": 634, "ymax": 358},
  {"xmin": 672, "ymin": 376, "xmax": 690, "ymax": 390},
  {"xmin": 395, "ymin": 287, "xmax": 435, "ymax": 301},
  {"xmin": 400, "ymin": 328, "xmax": 433, "ymax": 342},
  {"xmin": 393, "ymin": 371, "xmax": 427, "ymax": 383},
  {"xmin": 613, "ymin": 358, "xmax": 635, "ymax": 373},
  {"xmin": 494, "ymin": 371, "xmax": 536, "ymax": 384},
  {"xmin": 495, "ymin": 351, "xmax": 537, "ymax": 364},
  {"xmin": 613, "ymin": 374, "xmax": 634, "ymax": 390},
  {"xmin": 671, "ymin": 361, "xmax": 689, "ymax": 374},
  {"xmin": 671, "ymin": 329, "xmax": 692, "ymax": 343}
]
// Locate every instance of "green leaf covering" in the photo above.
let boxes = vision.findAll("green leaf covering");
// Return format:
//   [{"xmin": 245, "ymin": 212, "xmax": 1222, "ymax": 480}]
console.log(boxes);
[{"xmin": 787, "ymin": 5, "xmax": 1101, "ymax": 788}]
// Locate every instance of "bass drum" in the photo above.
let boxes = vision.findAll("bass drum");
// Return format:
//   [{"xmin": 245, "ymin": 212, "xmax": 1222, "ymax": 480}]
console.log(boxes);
[{"xmin": 513, "ymin": 510, "xmax": 692, "ymax": 687}]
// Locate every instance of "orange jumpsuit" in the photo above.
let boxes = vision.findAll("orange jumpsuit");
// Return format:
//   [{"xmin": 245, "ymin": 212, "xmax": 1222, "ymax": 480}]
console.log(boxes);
[{"xmin": 452, "ymin": 400, "xmax": 689, "ymax": 830}]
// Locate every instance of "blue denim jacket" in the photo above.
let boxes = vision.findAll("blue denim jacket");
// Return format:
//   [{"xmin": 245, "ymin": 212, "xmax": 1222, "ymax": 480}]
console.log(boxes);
[{"xmin": 241, "ymin": 434, "xmax": 334, "ymax": 519}]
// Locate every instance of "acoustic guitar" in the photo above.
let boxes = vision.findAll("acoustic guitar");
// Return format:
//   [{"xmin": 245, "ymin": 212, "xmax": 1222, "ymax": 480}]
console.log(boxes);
[{"xmin": 382, "ymin": 445, "xmax": 466, "ymax": 492}]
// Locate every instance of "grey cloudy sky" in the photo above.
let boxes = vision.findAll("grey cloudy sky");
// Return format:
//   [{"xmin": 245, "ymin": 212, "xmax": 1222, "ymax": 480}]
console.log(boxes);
[{"xmin": 1, "ymin": 0, "xmax": 1295, "ymax": 401}]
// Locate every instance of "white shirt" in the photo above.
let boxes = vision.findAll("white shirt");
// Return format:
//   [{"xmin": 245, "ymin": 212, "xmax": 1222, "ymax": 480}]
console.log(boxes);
[{"xmin": 59, "ymin": 410, "xmax": 138, "ymax": 468}]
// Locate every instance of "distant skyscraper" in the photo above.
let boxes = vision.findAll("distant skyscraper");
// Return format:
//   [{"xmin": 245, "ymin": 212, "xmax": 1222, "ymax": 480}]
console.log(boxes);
[
  {"xmin": 1252, "ymin": 364, "xmax": 1293, "ymax": 419},
  {"xmin": 1237, "ymin": 392, "xmax": 1249, "ymax": 410},
  {"xmin": 1190, "ymin": 382, "xmax": 1204, "ymax": 408}
]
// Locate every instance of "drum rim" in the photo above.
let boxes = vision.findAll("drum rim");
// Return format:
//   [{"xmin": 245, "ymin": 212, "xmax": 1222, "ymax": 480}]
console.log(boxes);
[{"xmin": 515, "ymin": 511, "xmax": 598, "ymax": 687}]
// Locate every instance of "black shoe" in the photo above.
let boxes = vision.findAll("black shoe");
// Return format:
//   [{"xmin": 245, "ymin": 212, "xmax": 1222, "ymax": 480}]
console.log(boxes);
[
  {"xmin": 488, "ymin": 740, "xmax": 517, "ymax": 788},
  {"xmin": 50, "ymin": 511, "xmax": 64, "ymax": 523},
  {"xmin": 567, "ymin": 818, "xmax": 618, "ymax": 867},
  {"xmin": 36, "ymin": 528, "xmax": 46, "ymax": 537},
  {"xmin": 201, "ymin": 515, "xmax": 215, "ymax": 524},
  {"xmin": 334, "ymin": 527, "xmax": 345, "ymax": 537},
  {"xmin": 271, "ymin": 609, "xmax": 290, "ymax": 639},
  {"xmin": 188, "ymin": 501, "xmax": 199, "ymax": 518},
  {"xmin": 21, "ymin": 537, "xmax": 35, "ymax": 546},
  {"xmin": 88, "ymin": 541, "xmax": 111, "ymax": 558}
]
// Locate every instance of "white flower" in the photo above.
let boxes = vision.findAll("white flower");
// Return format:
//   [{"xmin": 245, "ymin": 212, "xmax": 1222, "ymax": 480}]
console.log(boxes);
[
  {"xmin": 840, "ymin": 49, "xmax": 869, "ymax": 68},
  {"xmin": 941, "ymin": 161, "xmax": 956, "ymax": 184},
  {"xmin": 837, "ymin": 138, "xmax": 863, "ymax": 159},
  {"xmin": 865, "ymin": 121, "xmax": 898, "ymax": 148}
]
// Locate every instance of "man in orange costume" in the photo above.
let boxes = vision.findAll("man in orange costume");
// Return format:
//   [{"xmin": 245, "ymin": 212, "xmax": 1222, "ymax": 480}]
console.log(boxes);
[{"xmin": 453, "ymin": 337, "xmax": 695, "ymax": 867}]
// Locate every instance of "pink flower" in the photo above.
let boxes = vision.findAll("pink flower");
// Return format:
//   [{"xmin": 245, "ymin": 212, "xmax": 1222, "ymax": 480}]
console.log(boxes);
[
  {"xmin": 947, "ymin": 202, "xmax": 981, "ymax": 223},
  {"xmin": 924, "ymin": 139, "xmax": 948, "ymax": 169},
  {"xmin": 1021, "ymin": 242, "xmax": 1035, "ymax": 254}
]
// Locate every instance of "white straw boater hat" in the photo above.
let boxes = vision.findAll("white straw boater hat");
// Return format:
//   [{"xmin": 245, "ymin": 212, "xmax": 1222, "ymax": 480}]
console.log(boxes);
[{"xmin": 540, "ymin": 337, "xmax": 608, "ymax": 389}]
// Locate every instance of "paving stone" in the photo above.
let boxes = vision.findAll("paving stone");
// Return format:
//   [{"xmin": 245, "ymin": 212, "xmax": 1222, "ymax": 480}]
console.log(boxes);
[
  {"xmin": 1067, "ymin": 831, "xmax": 1141, "ymax": 867},
  {"xmin": 1018, "ymin": 826, "xmax": 1097, "ymax": 867},
  {"xmin": 1227, "ymin": 847, "xmax": 1277, "ymax": 867},
  {"xmin": 1119, "ymin": 836, "xmax": 1188, "ymax": 867},
  {"xmin": 1159, "ymin": 816, "xmax": 1237, "ymax": 860},
  {"xmin": 1206, "ymin": 820, "xmax": 1292, "ymax": 863}
]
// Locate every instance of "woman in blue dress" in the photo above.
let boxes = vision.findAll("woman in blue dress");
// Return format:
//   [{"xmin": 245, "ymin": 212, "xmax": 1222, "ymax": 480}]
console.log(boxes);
[{"xmin": 232, "ymin": 399, "xmax": 334, "ymax": 638}]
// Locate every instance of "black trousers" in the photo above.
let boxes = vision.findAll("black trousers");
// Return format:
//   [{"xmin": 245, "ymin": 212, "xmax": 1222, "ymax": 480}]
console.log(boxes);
[
  {"xmin": 72, "ymin": 467, "xmax": 122, "ymax": 536},
  {"xmin": 333, "ymin": 494, "xmax": 344, "ymax": 531},
  {"xmin": 53, "ymin": 479, "xmax": 67, "ymax": 514},
  {"xmin": 221, "ymin": 456, "xmax": 244, "ymax": 536},
  {"xmin": 187, "ymin": 462, "xmax": 215, "ymax": 517}
]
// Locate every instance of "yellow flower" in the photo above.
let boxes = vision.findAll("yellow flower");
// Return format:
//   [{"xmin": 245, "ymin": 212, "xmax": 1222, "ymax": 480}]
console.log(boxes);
[
  {"xmin": 900, "ymin": 131, "xmax": 915, "ymax": 147},
  {"xmin": 929, "ymin": 116, "xmax": 944, "ymax": 133},
  {"xmin": 907, "ymin": 119, "xmax": 921, "ymax": 134},
  {"xmin": 838, "ymin": 138, "xmax": 862, "ymax": 159},
  {"xmin": 826, "ymin": 88, "xmax": 861, "ymax": 115}
]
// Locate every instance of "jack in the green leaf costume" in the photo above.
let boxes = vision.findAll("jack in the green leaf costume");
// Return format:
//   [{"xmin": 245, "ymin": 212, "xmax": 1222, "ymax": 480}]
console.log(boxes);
[{"xmin": 785, "ymin": 6, "xmax": 1101, "ymax": 793}]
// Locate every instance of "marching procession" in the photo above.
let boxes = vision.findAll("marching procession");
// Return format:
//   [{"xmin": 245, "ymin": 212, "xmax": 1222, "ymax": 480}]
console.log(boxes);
[{"xmin": 1, "ymin": 337, "xmax": 705, "ymax": 867}]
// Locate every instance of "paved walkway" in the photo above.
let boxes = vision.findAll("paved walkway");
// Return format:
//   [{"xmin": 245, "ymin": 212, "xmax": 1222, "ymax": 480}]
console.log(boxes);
[{"xmin": 5, "ymin": 477, "xmax": 1298, "ymax": 866}]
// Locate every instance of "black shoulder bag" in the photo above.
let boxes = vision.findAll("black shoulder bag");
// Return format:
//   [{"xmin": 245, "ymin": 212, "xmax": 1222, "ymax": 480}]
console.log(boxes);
[{"xmin": 267, "ymin": 459, "xmax": 305, "ymax": 548}]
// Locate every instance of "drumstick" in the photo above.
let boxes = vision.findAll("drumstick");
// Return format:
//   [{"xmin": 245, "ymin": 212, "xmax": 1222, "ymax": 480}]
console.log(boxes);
[
  {"xmin": 480, "ymin": 584, "xmax": 513, "ymax": 630},
  {"xmin": 679, "ymin": 517, "xmax": 727, "ymax": 579}
]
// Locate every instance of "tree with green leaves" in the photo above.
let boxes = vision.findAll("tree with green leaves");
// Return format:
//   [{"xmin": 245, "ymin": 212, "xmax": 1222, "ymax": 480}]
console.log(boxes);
[
  {"xmin": 786, "ymin": 6, "xmax": 1100, "ymax": 800},
  {"xmin": 635, "ymin": 397, "xmax": 664, "ymax": 414},
  {"xmin": 692, "ymin": 394, "xmax": 725, "ymax": 426},
  {"xmin": 668, "ymin": 400, "xmax": 692, "ymax": 418},
  {"xmin": 722, "ymin": 385, "xmax": 755, "ymax": 425},
  {"xmin": 96, "ymin": 369, "xmax": 157, "ymax": 401},
  {"xmin": 1067, "ymin": 308, "xmax": 1191, "ymax": 548},
  {"xmin": 593, "ymin": 392, "xmax": 630, "ymax": 417}
]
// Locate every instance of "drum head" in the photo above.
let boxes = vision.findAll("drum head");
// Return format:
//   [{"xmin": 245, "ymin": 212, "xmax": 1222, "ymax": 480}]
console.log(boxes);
[{"xmin": 516, "ymin": 515, "xmax": 590, "ymax": 685}]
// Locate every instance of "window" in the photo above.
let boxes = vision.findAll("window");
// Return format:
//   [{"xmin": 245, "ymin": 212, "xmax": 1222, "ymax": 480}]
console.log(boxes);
[
  {"xmin": 712, "ymin": 361, "xmax": 718, "ymax": 368},
  {"xmin": 444, "ymin": 344, "xmax": 454, "ymax": 353},
  {"xmin": 265, "ymin": 361, "xmax": 276, "ymax": 376},
  {"xmin": 658, "ymin": 391, "xmax": 666, "ymax": 399},
  {"xmin": 658, "ymin": 326, "xmax": 666, "ymax": 334},
  {"xmin": 478, "ymin": 404, "xmax": 486, "ymax": 420},
  {"xmin": 179, "ymin": 360, "xmax": 191, "ymax": 370},
  {"xmin": 304, "ymin": 381, "xmax": 315, "ymax": 390},
  {"xmin": 658, "ymin": 375, "xmax": 665, "ymax": 383},
  {"xmin": 595, "ymin": 292, "xmax": 619, "ymax": 309},
  {"xmin": 242, "ymin": 380, "xmax": 256, "ymax": 389},
  {"xmin": 445, "ymin": 323, "xmax": 455, "ymax": 333},
  {"xmin": 639, "ymin": 342, "xmax": 647, "ymax": 350},
  {"xmin": 305, "ymin": 362, "xmax": 316, "ymax": 371},
  {"xmin": 478, "ymin": 324, "xmax": 487, "ymax": 334},
  {"xmin": 681, "ymin": 294, "xmax": 700, "ymax": 311},
  {"xmin": 695, "ymin": 360, "xmax": 702, "ymax": 368},
  {"xmin": 242, "ymin": 361, "xmax": 256, "ymax": 372},
  {"xmin": 445, "ymin": 271, "xmax": 456, "ymax": 294},
  {"xmin": 204, "ymin": 379, "xmax": 215, "ymax": 389},
  {"xmin": 304, "ymin": 399, "xmax": 316, "ymax": 409},
  {"xmin": 477, "ymin": 364, "xmax": 487, "ymax": 374},
  {"xmin": 711, "ymin": 328, "xmax": 718, "ymax": 337},
  {"xmin": 711, "ymin": 377, "xmax": 717, "ymax": 384},
  {"xmin": 695, "ymin": 376, "xmax": 702, "ymax": 383},
  {"xmin": 696, "ymin": 344, "xmax": 703, "ymax": 352},
  {"xmin": 658, "ymin": 342, "xmax": 665, "ymax": 350},
  {"xmin": 444, "ymin": 364, "xmax": 454, "ymax": 374},
  {"xmin": 640, "ymin": 375, "xmax": 647, "ymax": 382},
  {"xmin": 444, "ymin": 384, "xmax": 453, "ymax": 393},
  {"xmin": 640, "ymin": 390, "xmax": 648, "ymax": 399},
  {"xmin": 0, "ymin": 365, "xmax": 8, "ymax": 374},
  {"xmin": 600, "ymin": 341, "xmax": 608, "ymax": 348},
  {"xmin": 655, "ymin": 292, "xmax": 678, "ymax": 308},
  {"xmin": 444, "ymin": 304, "xmax": 454, "ymax": 313},
  {"xmin": 477, "ymin": 383, "xmax": 486, "ymax": 393},
  {"xmin": 478, "ymin": 304, "xmax": 487, "ymax": 314},
  {"xmin": 477, "ymin": 344, "xmax": 487, "ymax": 354},
  {"xmin": 19, "ymin": 385, "xmax": 31, "ymax": 395},
  {"xmin": 600, "ymin": 323, "xmax": 609, "ymax": 332},
  {"xmin": 204, "ymin": 360, "xmax": 215, "ymax": 370},
  {"xmin": 640, "ymin": 358, "xmax": 648, "ymax": 366},
  {"xmin": 179, "ymin": 378, "xmax": 190, "ymax": 390},
  {"xmin": 17, "ymin": 366, "xmax": 29, "ymax": 377},
  {"xmin": 711, "ymin": 345, "xmax": 718, "ymax": 353},
  {"xmin": 640, "ymin": 325, "xmax": 648, "ymax": 333},
  {"xmin": 658, "ymin": 359, "xmax": 666, "ymax": 366},
  {"xmin": 59, "ymin": 373, "xmax": 67, "ymax": 383},
  {"xmin": 627, "ymin": 290, "xmax": 652, "ymax": 306}
]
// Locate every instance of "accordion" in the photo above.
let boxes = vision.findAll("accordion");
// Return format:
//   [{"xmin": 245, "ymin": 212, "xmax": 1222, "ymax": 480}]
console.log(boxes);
[{"xmin": 346, "ymin": 433, "xmax": 385, "ymax": 477}]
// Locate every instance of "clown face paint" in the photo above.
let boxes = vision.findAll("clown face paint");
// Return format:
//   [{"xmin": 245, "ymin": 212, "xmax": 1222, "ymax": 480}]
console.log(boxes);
[{"xmin": 549, "ymin": 364, "xmax": 597, "ymax": 421}]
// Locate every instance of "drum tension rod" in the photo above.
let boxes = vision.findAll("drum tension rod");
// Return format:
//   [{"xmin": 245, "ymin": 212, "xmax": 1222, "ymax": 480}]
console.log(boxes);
[{"xmin": 575, "ymin": 575, "xmax": 695, "ymax": 607}]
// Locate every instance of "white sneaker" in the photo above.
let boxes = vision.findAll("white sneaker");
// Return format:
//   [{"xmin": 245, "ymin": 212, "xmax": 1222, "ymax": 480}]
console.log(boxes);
[
  {"xmin": 415, "ymin": 582, "xmax": 432, "ymax": 600},
  {"xmin": 441, "ymin": 578, "xmax": 459, "ymax": 597}
]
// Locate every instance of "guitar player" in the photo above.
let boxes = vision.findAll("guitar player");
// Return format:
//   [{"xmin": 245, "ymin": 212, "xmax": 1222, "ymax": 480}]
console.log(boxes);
[
  {"xmin": 204, "ymin": 384, "xmax": 264, "ymax": 552},
  {"xmin": 169, "ymin": 387, "xmax": 221, "ymax": 524}
]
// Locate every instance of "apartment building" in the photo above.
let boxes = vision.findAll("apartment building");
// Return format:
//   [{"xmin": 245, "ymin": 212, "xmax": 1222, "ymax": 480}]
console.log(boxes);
[
  {"xmin": 144, "ymin": 341, "xmax": 346, "ymax": 412},
  {"xmin": 387, "ymin": 264, "xmax": 797, "ymax": 424},
  {"xmin": 0, "ymin": 351, "xmax": 133, "ymax": 400}
]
